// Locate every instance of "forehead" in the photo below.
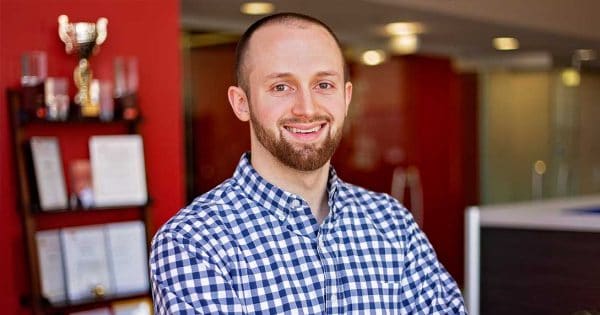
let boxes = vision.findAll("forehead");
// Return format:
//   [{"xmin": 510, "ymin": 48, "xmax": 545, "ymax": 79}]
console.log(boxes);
[{"xmin": 244, "ymin": 22, "xmax": 344, "ymax": 77}]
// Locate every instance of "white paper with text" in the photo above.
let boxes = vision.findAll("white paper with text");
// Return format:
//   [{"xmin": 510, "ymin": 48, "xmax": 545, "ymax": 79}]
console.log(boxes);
[
  {"xmin": 89, "ymin": 135, "xmax": 147, "ymax": 207},
  {"xmin": 61, "ymin": 225, "xmax": 112, "ymax": 301},
  {"xmin": 30, "ymin": 137, "xmax": 68, "ymax": 210},
  {"xmin": 35, "ymin": 229, "xmax": 66, "ymax": 304},
  {"xmin": 106, "ymin": 221, "xmax": 149, "ymax": 294}
]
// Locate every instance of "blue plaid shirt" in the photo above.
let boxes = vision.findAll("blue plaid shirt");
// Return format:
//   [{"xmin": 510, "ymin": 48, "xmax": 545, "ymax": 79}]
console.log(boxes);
[{"xmin": 150, "ymin": 153, "xmax": 466, "ymax": 314}]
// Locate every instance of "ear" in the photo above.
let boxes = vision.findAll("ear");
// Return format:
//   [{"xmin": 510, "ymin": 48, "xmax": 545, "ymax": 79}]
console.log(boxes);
[
  {"xmin": 344, "ymin": 81, "xmax": 353, "ymax": 116},
  {"xmin": 228, "ymin": 86, "xmax": 250, "ymax": 122}
]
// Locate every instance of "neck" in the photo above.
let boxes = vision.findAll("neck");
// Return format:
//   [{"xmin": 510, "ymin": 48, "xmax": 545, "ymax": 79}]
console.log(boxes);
[{"xmin": 251, "ymin": 145, "xmax": 330, "ymax": 224}]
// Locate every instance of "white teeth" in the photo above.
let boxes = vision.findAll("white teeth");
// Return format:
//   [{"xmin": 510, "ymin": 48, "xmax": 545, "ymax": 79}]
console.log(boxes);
[{"xmin": 288, "ymin": 126, "xmax": 321, "ymax": 134}]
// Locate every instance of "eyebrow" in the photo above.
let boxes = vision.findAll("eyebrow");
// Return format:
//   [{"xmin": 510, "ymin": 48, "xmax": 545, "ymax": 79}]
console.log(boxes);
[
  {"xmin": 315, "ymin": 70, "xmax": 340, "ymax": 78},
  {"xmin": 264, "ymin": 70, "xmax": 341, "ymax": 80},
  {"xmin": 265, "ymin": 72, "xmax": 293, "ymax": 80}
]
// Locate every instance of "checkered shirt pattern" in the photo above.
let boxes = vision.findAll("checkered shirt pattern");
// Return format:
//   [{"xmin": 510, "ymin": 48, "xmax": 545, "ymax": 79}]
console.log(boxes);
[{"xmin": 150, "ymin": 153, "xmax": 466, "ymax": 314}]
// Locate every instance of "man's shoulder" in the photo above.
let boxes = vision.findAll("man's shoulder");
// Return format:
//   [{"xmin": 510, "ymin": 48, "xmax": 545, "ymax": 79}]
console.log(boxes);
[
  {"xmin": 337, "ymin": 180, "xmax": 413, "ymax": 228},
  {"xmin": 338, "ymin": 180, "xmax": 402, "ymax": 211},
  {"xmin": 155, "ymin": 178, "xmax": 246, "ymax": 238},
  {"xmin": 150, "ymin": 178, "xmax": 251, "ymax": 275}
]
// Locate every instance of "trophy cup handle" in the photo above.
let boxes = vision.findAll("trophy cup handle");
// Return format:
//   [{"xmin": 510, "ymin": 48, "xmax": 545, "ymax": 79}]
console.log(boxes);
[
  {"xmin": 96, "ymin": 18, "xmax": 108, "ymax": 46},
  {"xmin": 58, "ymin": 15, "xmax": 73, "ymax": 53}
]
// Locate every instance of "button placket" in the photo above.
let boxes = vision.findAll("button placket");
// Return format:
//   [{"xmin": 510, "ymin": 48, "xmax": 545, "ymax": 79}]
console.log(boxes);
[{"xmin": 317, "ymin": 222, "xmax": 340, "ymax": 313}]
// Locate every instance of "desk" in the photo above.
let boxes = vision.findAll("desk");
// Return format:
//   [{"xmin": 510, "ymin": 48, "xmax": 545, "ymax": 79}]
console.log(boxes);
[{"xmin": 465, "ymin": 195, "xmax": 600, "ymax": 315}]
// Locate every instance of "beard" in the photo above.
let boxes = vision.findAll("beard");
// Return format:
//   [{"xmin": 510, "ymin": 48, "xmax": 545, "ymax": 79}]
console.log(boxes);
[{"xmin": 249, "ymin": 109, "xmax": 342, "ymax": 172}]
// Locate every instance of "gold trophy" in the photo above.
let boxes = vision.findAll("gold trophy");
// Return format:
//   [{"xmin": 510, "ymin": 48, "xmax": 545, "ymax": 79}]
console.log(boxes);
[{"xmin": 58, "ymin": 15, "xmax": 108, "ymax": 117}]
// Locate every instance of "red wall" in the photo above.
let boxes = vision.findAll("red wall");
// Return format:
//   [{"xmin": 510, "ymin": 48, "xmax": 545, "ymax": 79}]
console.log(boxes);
[
  {"xmin": 189, "ymin": 44, "xmax": 250, "ymax": 197},
  {"xmin": 0, "ymin": 1, "xmax": 184, "ymax": 313}
]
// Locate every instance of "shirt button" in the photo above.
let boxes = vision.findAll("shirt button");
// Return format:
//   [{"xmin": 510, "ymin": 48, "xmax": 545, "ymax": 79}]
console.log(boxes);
[{"xmin": 291, "ymin": 199, "xmax": 300, "ymax": 208}]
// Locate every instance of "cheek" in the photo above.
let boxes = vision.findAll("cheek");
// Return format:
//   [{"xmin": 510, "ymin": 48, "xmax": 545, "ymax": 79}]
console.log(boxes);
[
  {"xmin": 332, "ymin": 109, "xmax": 347, "ymax": 129},
  {"xmin": 257, "ymin": 91, "xmax": 294, "ymax": 112},
  {"xmin": 318, "ymin": 95, "xmax": 348, "ymax": 120},
  {"xmin": 250, "ymin": 98, "xmax": 286, "ymax": 127}
]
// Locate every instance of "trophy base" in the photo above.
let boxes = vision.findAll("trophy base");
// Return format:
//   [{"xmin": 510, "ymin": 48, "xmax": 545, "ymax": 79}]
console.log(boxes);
[{"xmin": 80, "ymin": 104, "xmax": 100, "ymax": 117}]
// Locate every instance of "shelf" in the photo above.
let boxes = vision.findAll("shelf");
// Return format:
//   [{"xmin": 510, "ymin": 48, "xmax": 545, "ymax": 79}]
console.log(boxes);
[
  {"xmin": 21, "ymin": 291, "xmax": 150, "ymax": 314},
  {"xmin": 33, "ymin": 207, "xmax": 152, "ymax": 233},
  {"xmin": 7, "ymin": 87, "xmax": 141, "ymax": 128},
  {"xmin": 30, "ymin": 201, "xmax": 152, "ymax": 215},
  {"xmin": 17, "ymin": 116, "xmax": 142, "ymax": 127},
  {"xmin": 12, "ymin": 110, "xmax": 142, "ymax": 132},
  {"xmin": 55, "ymin": 291, "xmax": 150, "ymax": 309}
]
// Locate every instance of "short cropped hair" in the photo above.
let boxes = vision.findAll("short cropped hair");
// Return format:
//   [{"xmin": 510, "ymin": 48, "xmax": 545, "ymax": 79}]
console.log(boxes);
[{"xmin": 234, "ymin": 12, "xmax": 349, "ymax": 93}]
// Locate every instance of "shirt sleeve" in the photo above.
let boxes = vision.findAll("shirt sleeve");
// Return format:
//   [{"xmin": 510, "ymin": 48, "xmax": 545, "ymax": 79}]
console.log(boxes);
[
  {"xmin": 399, "ymin": 208, "xmax": 467, "ymax": 314},
  {"xmin": 149, "ymin": 228, "xmax": 246, "ymax": 315}
]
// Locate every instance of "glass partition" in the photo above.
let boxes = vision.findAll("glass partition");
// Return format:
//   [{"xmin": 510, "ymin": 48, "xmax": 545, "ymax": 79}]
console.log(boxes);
[{"xmin": 480, "ymin": 69, "xmax": 600, "ymax": 204}]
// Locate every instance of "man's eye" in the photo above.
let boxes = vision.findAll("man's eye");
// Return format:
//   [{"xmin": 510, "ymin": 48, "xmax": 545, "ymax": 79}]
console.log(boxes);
[
  {"xmin": 274, "ymin": 84, "xmax": 288, "ymax": 92},
  {"xmin": 318, "ymin": 82, "xmax": 333, "ymax": 89}
]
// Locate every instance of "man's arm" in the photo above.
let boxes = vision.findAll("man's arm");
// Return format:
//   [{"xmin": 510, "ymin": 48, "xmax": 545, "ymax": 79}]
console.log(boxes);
[
  {"xmin": 397, "ymin": 204, "xmax": 467, "ymax": 314},
  {"xmin": 150, "ymin": 229, "xmax": 245, "ymax": 314}
]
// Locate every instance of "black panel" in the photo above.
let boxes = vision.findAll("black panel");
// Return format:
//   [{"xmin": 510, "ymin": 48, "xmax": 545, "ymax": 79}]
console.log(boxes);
[{"xmin": 480, "ymin": 227, "xmax": 600, "ymax": 315}]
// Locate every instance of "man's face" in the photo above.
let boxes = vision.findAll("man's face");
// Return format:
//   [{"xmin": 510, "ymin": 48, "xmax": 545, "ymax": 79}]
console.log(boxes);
[{"xmin": 243, "ymin": 22, "xmax": 352, "ymax": 171}]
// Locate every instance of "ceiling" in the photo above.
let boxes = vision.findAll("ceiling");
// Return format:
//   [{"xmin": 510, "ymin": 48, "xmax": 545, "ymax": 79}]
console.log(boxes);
[{"xmin": 180, "ymin": 0, "xmax": 600, "ymax": 69}]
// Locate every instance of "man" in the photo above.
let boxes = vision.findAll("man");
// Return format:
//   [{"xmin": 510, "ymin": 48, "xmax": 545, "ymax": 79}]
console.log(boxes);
[{"xmin": 150, "ymin": 12, "xmax": 466, "ymax": 314}]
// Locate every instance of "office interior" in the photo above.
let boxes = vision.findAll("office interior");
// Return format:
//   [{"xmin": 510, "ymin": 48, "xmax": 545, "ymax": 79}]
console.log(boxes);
[{"xmin": 1, "ymin": 0, "xmax": 599, "ymax": 314}]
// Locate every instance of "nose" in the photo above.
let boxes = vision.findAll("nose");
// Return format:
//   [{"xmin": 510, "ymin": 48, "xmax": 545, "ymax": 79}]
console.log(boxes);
[{"xmin": 291, "ymin": 87, "xmax": 317, "ymax": 118}]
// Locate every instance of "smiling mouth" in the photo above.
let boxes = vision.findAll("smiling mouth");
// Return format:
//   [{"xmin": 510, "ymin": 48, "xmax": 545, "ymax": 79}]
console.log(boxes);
[{"xmin": 285, "ymin": 124, "xmax": 324, "ymax": 134}]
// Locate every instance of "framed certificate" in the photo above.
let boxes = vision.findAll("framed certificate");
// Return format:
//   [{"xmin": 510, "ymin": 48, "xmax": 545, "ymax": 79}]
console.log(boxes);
[
  {"xmin": 30, "ymin": 137, "xmax": 68, "ymax": 210},
  {"xmin": 106, "ymin": 221, "xmax": 149, "ymax": 294},
  {"xmin": 35, "ymin": 229, "xmax": 66, "ymax": 304},
  {"xmin": 89, "ymin": 135, "xmax": 147, "ymax": 207},
  {"xmin": 61, "ymin": 225, "xmax": 113, "ymax": 301}
]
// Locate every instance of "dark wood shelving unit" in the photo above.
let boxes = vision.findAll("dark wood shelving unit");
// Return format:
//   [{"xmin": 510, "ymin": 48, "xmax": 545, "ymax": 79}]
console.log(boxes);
[{"xmin": 7, "ymin": 87, "xmax": 152, "ymax": 315}]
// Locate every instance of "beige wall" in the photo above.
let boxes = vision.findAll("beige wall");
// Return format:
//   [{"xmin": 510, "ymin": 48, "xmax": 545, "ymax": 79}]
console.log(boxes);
[
  {"xmin": 481, "ymin": 71, "xmax": 552, "ymax": 203},
  {"xmin": 481, "ymin": 69, "xmax": 600, "ymax": 204}
]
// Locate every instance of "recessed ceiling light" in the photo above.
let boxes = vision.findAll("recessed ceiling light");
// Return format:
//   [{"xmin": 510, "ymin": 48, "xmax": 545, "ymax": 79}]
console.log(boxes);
[
  {"xmin": 384, "ymin": 22, "xmax": 425, "ymax": 36},
  {"xmin": 390, "ymin": 34, "xmax": 419, "ymax": 55},
  {"xmin": 240, "ymin": 2, "xmax": 275, "ymax": 15},
  {"xmin": 493, "ymin": 37, "xmax": 519, "ymax": 50},
  {"xmin": 361, "ymin": 50, "xmax": 386, "ymax": 66}
]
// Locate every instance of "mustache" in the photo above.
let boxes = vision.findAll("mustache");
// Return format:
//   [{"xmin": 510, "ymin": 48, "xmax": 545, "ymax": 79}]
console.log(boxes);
[{"xmin": 279, "ymin": 114, "xmax": 332, "ymax": 125}]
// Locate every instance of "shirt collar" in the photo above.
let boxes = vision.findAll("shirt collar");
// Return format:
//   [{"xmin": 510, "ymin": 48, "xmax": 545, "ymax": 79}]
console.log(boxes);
[{"xmin": 233, "ymin": 152, "xmax": 341, "ymax": 235}]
